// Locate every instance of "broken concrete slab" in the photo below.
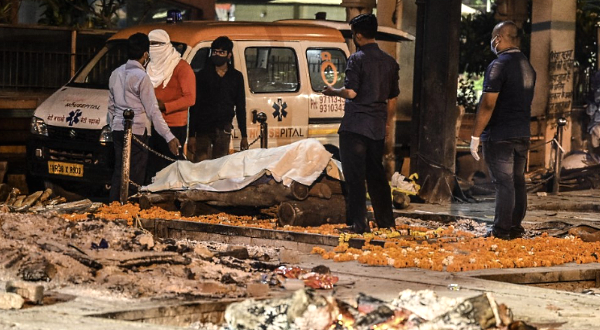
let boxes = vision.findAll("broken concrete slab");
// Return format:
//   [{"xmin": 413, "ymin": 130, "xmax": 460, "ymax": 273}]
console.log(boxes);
[
  {"xmin": 0, "ymin": 292, "xmax": 25, "ymax": 310},
  {"xmin": 6, "ymin": 280, "xmax": 44, "ymax": 305}
]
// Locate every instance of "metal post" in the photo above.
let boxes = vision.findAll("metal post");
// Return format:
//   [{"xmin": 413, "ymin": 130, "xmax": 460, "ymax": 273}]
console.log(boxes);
[
  {"xmin": 552, "ymin": 117, "xmax": 567, "ymax": 194},
  {"xmin": 258, "ymin": 112, "xmax": 268, "ymax": 149},
  {"xmin": 120, "ymin": 109, "xmax": 134, "ymax": 204}
]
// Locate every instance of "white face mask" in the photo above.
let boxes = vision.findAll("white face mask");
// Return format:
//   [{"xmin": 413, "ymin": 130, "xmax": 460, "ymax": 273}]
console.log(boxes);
[{"xmin": 490, "ymin": 36, "xmax": 499, "ymax": 55}]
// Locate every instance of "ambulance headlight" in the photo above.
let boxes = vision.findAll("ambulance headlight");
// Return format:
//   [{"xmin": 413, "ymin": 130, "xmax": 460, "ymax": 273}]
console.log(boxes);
[
  {"xmin": 30, "ymin": 116, "xmax": 48, "ymax": 136},
  {"xmin": 99, "ymin": 125, "xmax": 113, "ymax": 143}
]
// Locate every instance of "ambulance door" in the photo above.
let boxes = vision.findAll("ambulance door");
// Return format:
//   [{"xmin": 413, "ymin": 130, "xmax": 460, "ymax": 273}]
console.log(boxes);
[
  {"xmin": 233, "ymin": 41, "xmax": 307, "ymax": 149},
  {"xmin": 301, "ymin": 41, "xmax": 349, "ymax": 156}
]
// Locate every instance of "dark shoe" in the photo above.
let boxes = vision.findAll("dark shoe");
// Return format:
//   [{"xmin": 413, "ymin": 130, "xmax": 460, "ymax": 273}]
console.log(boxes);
[
  {"xmin": 483, "ymin": 229, "xmax": 511, "ymax": 240},
  {"xmin": 336, "ymin": 225, "xmax": 371, "ymax": 235},
  {"xmin": 510, "ymin": 226, "xmax": 525, "ymax": 239}
]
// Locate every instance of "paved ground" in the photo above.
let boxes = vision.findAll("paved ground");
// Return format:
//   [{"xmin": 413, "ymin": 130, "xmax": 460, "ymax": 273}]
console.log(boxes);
[
  {"xmin": 397, "ymin": 188, "xmax": 600, "ymax": 227},
  {"xmin": 1, "ymin": 189, "xmax": 600, "ymax": 330}
]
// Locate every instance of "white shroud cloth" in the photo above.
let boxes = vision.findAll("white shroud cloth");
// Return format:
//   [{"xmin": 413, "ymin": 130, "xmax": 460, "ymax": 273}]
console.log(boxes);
[{"xmin": 143, "ymin": 138, "xmax": 343, "ymax": 192}]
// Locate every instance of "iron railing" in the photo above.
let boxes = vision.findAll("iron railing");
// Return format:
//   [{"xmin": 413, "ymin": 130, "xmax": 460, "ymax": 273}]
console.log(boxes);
[{"xmin": 0, "ymin": 24, "xmax": 114, "ymax": 92}]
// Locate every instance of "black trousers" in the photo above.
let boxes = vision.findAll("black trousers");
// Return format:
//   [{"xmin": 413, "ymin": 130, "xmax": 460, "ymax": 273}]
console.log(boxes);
[
  {"xmin": 109, "ymin": 131, "xmax": 149, "ymax": 202},
  {"xmin": 146, "ymin": 125, "xmax": 187, "ymax": 184},
  {"xmin": 339, "ymin": 131, "xmax": 394, "ymax": 232}
]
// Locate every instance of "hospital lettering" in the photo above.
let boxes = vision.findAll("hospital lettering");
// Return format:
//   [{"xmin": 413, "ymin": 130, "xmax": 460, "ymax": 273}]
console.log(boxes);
[
  {"xmin": 247, "ymin": 127, "xmax": 304, "ymax": 139},
  {"xmin": 269, "ymin": 128, "xmax": 304, "ymax": 138}
]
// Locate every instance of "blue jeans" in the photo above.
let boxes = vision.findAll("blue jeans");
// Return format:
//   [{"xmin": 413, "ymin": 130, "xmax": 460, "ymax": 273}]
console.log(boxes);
[{"xmin": 483, "ymin": 138, "xmax": 530, "ymax": 236}]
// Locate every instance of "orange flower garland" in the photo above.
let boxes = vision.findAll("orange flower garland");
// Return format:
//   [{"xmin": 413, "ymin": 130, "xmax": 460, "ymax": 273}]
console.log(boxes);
[{"xmin": 84, "ymin": 202, "xmax": 600, "ymax": 272}]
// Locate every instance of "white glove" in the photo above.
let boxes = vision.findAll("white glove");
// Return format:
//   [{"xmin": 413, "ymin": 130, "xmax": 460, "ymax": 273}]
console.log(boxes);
[{"xmin": 470, "ymin": 136, "xmax": 480, "ymax": 161}]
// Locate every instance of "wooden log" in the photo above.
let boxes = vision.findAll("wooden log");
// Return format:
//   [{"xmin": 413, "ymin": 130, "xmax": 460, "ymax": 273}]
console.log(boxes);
[
  {"xmin": 38, "ymin": 240, "xmax": 103, "ymax": 270},
  {"xmin": 177, "ymin": 178, "xmax": 311, "ymax": 208},
  {"xmin": 392, "ymin": 190, "xmax": 410, "ymax": 209},
  {"xmin": 5, "ymin": 187, "xmax": 20, "ymax": 206},
  {"xmin": 12, "ymin": 195, "xmax": 26, "ymax": 208},
  {"xmin": 308, "ymin": 182, "xmax": 332, "ymax": 199},
  {"xmin": 277, "ymin": 195, "xmax": 346, "ymax": 227},
  {"xmin": 139, "ymin": 192, "xmax": 177, "ymax": 211},
  {"xmin": 14, "ymin": 190, "xmax": 44, "ymax": 212},
  {"xmin": 45, "ymin": 199, "xmax": 95, "ymax": 214},
  {"xmin": 180, "ymin": 200, "xmax": 222, "ymax": 217},
  {"xmin": 38, "ymin": 188, "xmax": 52, "ymax": 204},
  {"xmin": 290, "ymin": 181, "xmax": 309, "ymax": 200},
  {"xmin": 318, "ymin": 176, "xmax": 344, "ymax": 195},
  {"xmin": 118, "ymin": 253, "xmax": 191, "ymax": 269}
]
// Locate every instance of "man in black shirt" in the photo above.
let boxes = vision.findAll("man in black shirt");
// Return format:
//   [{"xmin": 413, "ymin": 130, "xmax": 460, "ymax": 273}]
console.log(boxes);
[
  {"xmin": 188, "ymin": 36, "xmax": 248, "ymax": 162},
  {"xmin": 323, "ymin": 14, "xmax": 399, "ymax": 234},
  {"xmin": 470, "ymin": 21, "xmax": 536, "ymax": 240}
]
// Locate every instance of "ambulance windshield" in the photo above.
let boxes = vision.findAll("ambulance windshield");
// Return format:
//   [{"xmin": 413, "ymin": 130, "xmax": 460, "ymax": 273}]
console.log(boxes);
[{"xmin": 69, "ymin": 40, "xmax": 186, "ymax": 89}]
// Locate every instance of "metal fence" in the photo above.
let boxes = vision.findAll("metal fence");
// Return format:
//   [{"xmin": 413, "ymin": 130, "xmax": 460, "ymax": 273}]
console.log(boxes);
[{"xmin": 0, "ymin": 24, "xmax": 114, "ymax": 91}]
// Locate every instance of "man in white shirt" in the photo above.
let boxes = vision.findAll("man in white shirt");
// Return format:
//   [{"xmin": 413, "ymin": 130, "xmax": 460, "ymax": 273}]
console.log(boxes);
[{"xmin": 107, "ymin": 33, "xmax": 180, "ymax": 202}]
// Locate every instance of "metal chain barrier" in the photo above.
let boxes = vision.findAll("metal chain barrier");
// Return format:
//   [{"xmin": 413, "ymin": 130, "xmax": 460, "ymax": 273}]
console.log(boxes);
[
  {"xmin": 128, "ymin": 133, "xmax": 263, "ymax": 192},
  {"xmin": 247, "ymin": 133, "xmax": 262, "ymax": 148},
  {"xmin": 133, "ymin": 133, "xmax": 264, "ymax": 161},
  {"xmin": 129, "ymin": 179, "xmax": 142, "ymax": 191},
  {"xmin": 132, "ymin": 134, "xmax": 176, "ymax": 162}
]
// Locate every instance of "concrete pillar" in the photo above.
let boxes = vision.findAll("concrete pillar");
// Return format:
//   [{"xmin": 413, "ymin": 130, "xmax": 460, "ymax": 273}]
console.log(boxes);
[
  {"xmin": 494, "ymin": 0, "xmax": 529, "ymax": 28},
  {"xmin": 377, "ymin": 0, "xmax": 401, "ymax": 177},
  {"xmin": 341, "ymin": 0, "xmax": 375, "ymax": 54},
  {"xmin": 410, "ymin": 0, "xmax": 462, "ymax": 203},
  {"xmin": 396, "ymin": 1, "xmax": 417, "ymax": 176},
  {"xmin": 530, "ymin": 0, "xmax": 576, "ymax": 169},
  {"xmin": 341, "ymin": 0, "xmax": 375, "ymax": 21}
]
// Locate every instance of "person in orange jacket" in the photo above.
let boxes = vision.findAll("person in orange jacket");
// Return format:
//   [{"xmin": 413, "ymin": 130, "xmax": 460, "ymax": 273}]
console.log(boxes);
[{"xmin": 145, "ymin": 29, "xmax": 196, "ymax": 183}]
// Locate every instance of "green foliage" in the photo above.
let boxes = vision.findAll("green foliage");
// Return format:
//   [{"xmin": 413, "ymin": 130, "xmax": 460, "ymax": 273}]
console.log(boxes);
[
  {"xmin": 89, "ymin": 0, "xmax": 125, "ymax": 28},
  {"xmin": 37, "ymin": 0, "xmax": 124, "ymax": 28},
  {"xmin": 459, "ymin": 11, "xmax": 497, "ymax": 75},
  {"xmin": 0, "ymin": 0, "xmax": 12, "ymax": 23},
  {"xmin": 37, "ymin": 0, "xmax": 88, "ymax": 27},
  {"xmin": 457, "ymin": 73, "xmax": 479, "ymax": 113},
  {"xmin": 575, "ymin": 0, "xmax": 600, "ymax": 69}
]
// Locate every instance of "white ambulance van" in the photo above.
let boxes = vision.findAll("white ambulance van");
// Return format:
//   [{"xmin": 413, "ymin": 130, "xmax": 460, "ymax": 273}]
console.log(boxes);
[{"xmin": 27, "ymin": 20, "xmax": 412, "ymax": 198}]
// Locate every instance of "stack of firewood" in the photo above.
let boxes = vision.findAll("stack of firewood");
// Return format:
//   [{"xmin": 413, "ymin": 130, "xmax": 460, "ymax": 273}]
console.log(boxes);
[
  {"xmin": 0, "ymin": 183, "xmax": 100, "ymax": 214},
  {"xmin": 138, "ymin": 174, "xmax": 347, "ymax": 227}
]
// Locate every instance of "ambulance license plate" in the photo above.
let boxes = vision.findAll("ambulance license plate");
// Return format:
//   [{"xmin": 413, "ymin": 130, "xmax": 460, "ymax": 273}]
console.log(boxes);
[{"xmin": 48, "ymin": 161, "xmax": 84, "ymax": 177}]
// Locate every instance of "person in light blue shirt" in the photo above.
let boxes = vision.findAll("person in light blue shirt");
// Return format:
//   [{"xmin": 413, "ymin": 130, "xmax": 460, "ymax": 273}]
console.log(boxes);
[{"xmin": 107, "ymin": 32, "xmax": 180, "ymax": 202}]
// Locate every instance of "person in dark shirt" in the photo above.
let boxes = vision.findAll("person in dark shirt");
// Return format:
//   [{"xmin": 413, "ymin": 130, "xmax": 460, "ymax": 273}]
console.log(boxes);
[
  {"xmin": 470, "ymin": 21, "xmax": 536, "ymax": 240},
  {"xmin": 188, "ymin": 36, "xmax": 248, "ymax": 162},
  {"xmin": 323, "ymin": 14, "xmax": 400, "ymax": 234}
]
